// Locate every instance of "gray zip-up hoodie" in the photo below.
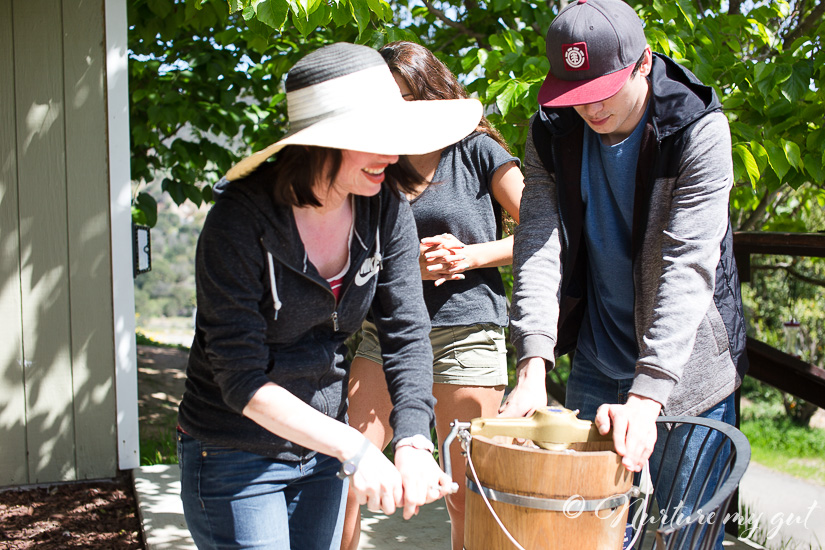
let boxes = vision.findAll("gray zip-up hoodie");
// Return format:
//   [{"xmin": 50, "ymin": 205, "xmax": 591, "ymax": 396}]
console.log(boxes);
[
  {"xmin": 178, "ymin": 176, "xmax": 435, "ymax": 461},
  {"xmin": 511, "ymin": 54, "xmax": 748, "ymax": 416}
]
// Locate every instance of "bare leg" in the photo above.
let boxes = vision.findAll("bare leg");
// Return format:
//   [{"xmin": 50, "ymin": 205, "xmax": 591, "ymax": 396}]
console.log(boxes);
[
  {"xmin": 340, "ymin": 357, "xmax": 394, "ymax": 550},
  {"xmin": 433, "ymin": 383, "xmax": 505, "ymax": 550}
]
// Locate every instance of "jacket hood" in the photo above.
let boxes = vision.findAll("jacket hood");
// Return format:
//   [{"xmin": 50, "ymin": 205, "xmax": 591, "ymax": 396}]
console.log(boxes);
[
  {"xmin": 213, "ymin": 177, "xmax": 304, "ymax": 267},
  {"xmin": 648, "ymin": 53, "xmax": 721, "ymax": 139},
  {"xmin": 536, "ymin": 53, "xmax": 721, "ymax": 141}
]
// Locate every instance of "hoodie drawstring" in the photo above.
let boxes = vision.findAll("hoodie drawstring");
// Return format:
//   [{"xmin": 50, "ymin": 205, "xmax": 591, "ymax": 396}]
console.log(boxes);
[
  {"xmin": 267, "ymin": 252, "xmax": 283, "ymax": 320},
  {"xmin": 264, "ymin": 212, "xmax": 381, "ymax": 322},
  {"xmin": 375, "ymin": 225, "xmax": 382, "ymax": 269}
]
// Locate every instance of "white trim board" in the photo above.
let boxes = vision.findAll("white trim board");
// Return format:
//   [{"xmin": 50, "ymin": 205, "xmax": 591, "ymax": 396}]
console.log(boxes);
[{"xmin": 105, "ymin": 0, "xmax": 139, "ymax": 471}]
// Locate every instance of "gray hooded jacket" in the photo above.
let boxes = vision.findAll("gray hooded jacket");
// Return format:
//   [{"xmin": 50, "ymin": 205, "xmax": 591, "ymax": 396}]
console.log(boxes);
[{"xmin": 511, "ymin": 54, "xmax": 748, "ymax": 416}]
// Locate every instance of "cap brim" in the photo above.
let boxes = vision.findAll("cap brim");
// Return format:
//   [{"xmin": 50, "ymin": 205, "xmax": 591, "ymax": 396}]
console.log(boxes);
[
  {"xmin": 538, "ymin": 64, "xmax": 635, "ymax": 108},
  {"xmin": 226, "ymin": 98, "xmax": 482, "ymax": 181}
]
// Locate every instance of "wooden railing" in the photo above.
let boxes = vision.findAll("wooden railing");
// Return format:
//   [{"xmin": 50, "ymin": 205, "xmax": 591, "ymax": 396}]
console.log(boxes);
[
  {"xmin": 727, "ymin": 232, "xmax": 825, "ymax": 535},
  {"xmin": 733, "ymin": 231, "xmax": 825, "ymax": 409}
]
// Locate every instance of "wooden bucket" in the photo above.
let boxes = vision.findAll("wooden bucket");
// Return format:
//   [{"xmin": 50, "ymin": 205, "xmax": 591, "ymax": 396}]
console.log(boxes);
[{"xmin": 464, "ymin": 436, "xmax": 633, "ymax": 550}]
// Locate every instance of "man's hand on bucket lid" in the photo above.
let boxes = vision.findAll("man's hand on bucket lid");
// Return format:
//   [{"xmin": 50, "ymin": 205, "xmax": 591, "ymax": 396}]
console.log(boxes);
[
  {"xmin": 594, "ymin": 395, "xmax": 662, "ymax": 472},
  {"xmin": 498, "ymin": 357, "xmax": 549, "ymax": 418}
]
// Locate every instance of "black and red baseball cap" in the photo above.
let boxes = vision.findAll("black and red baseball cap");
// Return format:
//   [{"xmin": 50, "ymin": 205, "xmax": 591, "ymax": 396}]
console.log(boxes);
[{"xmin": 538, "ymin": 0, "xmax": 647, "ymax": 108}]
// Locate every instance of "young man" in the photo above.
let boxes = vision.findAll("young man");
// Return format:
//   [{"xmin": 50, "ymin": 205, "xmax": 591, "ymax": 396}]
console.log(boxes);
[{"xmin": 501, "ymin": 0, "xmax": 748, "ymax": 543}]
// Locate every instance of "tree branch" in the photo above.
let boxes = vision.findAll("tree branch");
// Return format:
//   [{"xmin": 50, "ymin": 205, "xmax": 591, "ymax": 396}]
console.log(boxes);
[
  {"xmin": 421, "ymin": 0, "xmax": 487, "ymax": 43},
  {"xmin": 740, "ymin": 186, "xmax": 782, "ymax": 231},
  {"xmin": 783, "ymin": 0, "xmax": 825, "ymax": 49},
  {"xmin": 750, "ymin": 263, "xmax": 825, "ymax": 288}
]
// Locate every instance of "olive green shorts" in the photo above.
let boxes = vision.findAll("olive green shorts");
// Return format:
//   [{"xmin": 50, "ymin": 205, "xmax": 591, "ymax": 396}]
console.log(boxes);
[{"xmin": 354, "ymin": 320, "xmax": 508, "ymax": 386}]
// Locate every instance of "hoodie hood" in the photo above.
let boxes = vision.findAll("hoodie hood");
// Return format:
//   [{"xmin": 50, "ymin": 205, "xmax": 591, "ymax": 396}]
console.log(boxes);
[{"xmin": 648, "ymin": 53, "xmax": 721, "ymax": 139}]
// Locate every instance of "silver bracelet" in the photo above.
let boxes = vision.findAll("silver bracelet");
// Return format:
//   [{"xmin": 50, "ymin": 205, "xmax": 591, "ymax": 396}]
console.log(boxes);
[{"xmin": 337, "ymin": 437, "xmax": 373, "ymax": 480}]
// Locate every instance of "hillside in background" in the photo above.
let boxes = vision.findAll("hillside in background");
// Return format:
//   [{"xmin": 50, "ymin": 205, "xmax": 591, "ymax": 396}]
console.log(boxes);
[{"xmin": 134, "ymin": 195, "xmax": 206, "ymax": 343}]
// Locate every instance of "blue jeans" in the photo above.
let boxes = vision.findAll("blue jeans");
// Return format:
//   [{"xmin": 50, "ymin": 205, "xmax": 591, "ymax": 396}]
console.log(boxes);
[
  {"xmin": 566, "ymin": 352, "xmax": 735, "ymax": 549},
  {"xmin": 177, "ymin": 430, "xmax": 347, "ymax": 550}
]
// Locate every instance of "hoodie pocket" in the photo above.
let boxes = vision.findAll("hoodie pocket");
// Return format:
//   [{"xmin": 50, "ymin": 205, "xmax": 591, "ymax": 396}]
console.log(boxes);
[{"xmin": 706, "ymin": 304, "xmax": 731, "ymax": 357}]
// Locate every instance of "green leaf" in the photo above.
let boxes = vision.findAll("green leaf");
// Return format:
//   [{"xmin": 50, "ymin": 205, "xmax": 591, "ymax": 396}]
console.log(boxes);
[
  {"xmin": 807, "ymin": 128, "xmax": 825, "ymax": 153},
  {"xmin": 183, "ymin": 183, "xmax": 203, "ymax": 207},
  {"xmin": 492, "ymin": 0, "xmax": 510, "ymax": 12},
  {"xmin": 348, "ymin": 0, "xmax": 370, "ymax": 36},
  {"xmin": 772, "ymin": 63, "xmax": 792, "ymax": 85},
  {"xmin": 255, "ymin": 0, "xmax": 289, "ymax": 29},
  {"xmin": 674, "ymin": 1, "xmax": 693, "ymax": 30},
  {"xmin": 136, "ymin": 192, "xmax": 158, "ymax": 227},
  {"xmin": 782, "ymin": 139, "xmax": 802, "ymax": 169},
  {"xmin": 307, "ymin": 0, "xmax": 325, "ymax": 13},
  {"xmin": 803, "ymin": 154, "xmax": 825, "ymax": 184},
  {"xmin": 733, "ymin": 143, "xmax": 760, "ymax": 188},
  {"xmin": 749, "ymin": 141, "xmax": 769, "ymax": 174},
  {"xmin": 147, "ymin": 0, "xmax": 173, "ymax": 18},
  {"xmin": 722, "ymin": 93, "xmax": 746, "ymax": 110},
  {"xmin": 495, "ymin": 80, "xmax": 520, "ymax": 117},
  {"xmin": 461, "ymin": 49, "xmax": 479, "ymax": 73},
  {"xmin": 753, "ymin": 61, "xmax": 773, "ymax": 83},
  {"xmin": 171, "ymin": 139, "xmax": 191, "ymax": 164},
  {"xmin": 782, "ymin": 64, "xmax": 812, "ymax": 102},
  {"xmin": 131, "ymin": 205, "xmax": 147, "ymax": 226},
  {"xmin": 765, "ymin": 98, "xmax": 793, "ymax": 119},
  {"xmin": 652, "ymin": 0, "xmax": 678, "ymax": 23},
  {"xmin": 764, "ymin": 140, "xmax": 790, "ymax": 181},
  {"xmin": 291, "ymin": 9, "xmax": 312, "ymax": 36},
  {"xmin": 162, "ymin": 178, "xmax": 187, "ymax": 206},
  {"xmin": 366, "ymin": 0, "xmax": 389, "ymax": 21},
  {"xmin": 667, "ymin": 35, "xmax": 686, "ymax": 59},
  {"xmin": 646, "ymin": 28, "xmax": 671, "ymax": 56},
  {"xmin": 329, "ymin": 0, "xmax": 350, "ymax": 25}
]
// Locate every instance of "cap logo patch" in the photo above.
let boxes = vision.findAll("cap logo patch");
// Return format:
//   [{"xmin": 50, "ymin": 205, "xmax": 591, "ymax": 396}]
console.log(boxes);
[{"xmin": 562, "ymin": 42, "xmax": 589, "ymax": 71}]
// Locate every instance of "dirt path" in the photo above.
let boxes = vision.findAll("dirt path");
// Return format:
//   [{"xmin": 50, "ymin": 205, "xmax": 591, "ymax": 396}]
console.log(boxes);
[{"xmin": 137, "ymin": 345, "xmax": 189, "ymax": 464}]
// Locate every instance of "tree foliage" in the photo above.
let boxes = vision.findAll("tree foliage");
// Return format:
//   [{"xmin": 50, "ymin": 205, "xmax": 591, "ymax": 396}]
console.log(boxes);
[
  {"xmin": 129, "ymin": 0, "xmax": 825, "ymax": 234},
  {"xmin": 129, "ymin": 0, "xmax": 825, "ymax": 422}
]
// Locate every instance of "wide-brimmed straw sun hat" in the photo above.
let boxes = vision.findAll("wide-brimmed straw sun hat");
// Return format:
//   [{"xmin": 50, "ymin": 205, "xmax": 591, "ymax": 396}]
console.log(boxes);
[{"xmin": 226, "ymin": 42, "xmax": 483, "ymax": 181}]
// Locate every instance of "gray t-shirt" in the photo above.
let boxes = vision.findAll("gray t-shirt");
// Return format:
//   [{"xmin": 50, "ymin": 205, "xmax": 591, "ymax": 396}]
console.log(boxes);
[{"xmin": 409, "ymin": 132, "xmax": 519, "ymax": 327}]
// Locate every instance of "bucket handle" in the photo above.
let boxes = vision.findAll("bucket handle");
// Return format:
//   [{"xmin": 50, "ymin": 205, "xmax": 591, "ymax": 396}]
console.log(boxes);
[{"xmin": 441, "ymin": 419, "xmax": 471, "ymax": 481}]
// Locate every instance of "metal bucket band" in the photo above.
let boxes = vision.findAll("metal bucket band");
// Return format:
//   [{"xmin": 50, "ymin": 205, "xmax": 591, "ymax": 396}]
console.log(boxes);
[{"xmin": 466, "ymin": 479, "xmax": 632, "ymax": 512}]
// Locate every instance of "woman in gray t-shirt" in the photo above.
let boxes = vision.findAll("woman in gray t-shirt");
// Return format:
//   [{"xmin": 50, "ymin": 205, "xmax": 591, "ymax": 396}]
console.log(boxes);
[{"xmin": 341, "ymin": 41, "xmax": 525, "ymax": 550}]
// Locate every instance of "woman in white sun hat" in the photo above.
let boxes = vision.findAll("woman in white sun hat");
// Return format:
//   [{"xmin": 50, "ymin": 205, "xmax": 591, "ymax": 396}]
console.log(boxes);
[{"xmin": 176, "ymin": 42, "xmax": 481, "ymax": 550}]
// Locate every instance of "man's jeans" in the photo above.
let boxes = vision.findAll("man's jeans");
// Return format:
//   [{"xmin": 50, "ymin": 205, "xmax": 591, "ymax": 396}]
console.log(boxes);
[
  {"xmin": 566, "ymin": 351, "xmax": 735, "ymax": 549},
  {"xmin": 178, "ymin": 430, "xmax": 347, "ymax": 550}
]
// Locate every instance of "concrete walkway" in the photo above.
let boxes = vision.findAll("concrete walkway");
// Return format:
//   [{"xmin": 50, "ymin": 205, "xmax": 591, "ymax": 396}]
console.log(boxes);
[
  {"xmin": 133, "ymin": 465, "xmax": 195, "ymax": 550},
  {"xmin": 133, "ymin": 464, "xmax": 770, "ymax": 549},
  {"xmin": 738, "ymin": 462, "xmax": 824, "ymax": 548}
]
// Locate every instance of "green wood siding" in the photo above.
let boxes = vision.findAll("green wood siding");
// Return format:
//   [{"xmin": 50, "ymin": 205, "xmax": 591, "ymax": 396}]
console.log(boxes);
[
  {"xmin": 0, "ymin": 0, "xmax": 118, "ymax": 486},
  {"xmin": 0, "ymin": 0, "xmax": 28, "ymax": 486},
  {"xmin": 63, "ymin": 0, "xmax": 118, "ymax": 480}
]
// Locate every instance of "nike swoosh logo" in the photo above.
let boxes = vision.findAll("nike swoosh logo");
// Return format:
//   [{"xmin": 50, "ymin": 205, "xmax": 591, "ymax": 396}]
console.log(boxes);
[{"xmin": 354, "ymin": 254, "xmax": 381, "ymax": 286}]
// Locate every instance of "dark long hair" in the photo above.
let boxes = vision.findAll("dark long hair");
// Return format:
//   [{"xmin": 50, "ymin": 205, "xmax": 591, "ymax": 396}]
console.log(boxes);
[
  {"xmin": 244, "ymin": 145, "xmax": 422, "ymax": 207},
  {"xmin": 379, "ymin": 41, "xmax": 512, "ymax": 154}
]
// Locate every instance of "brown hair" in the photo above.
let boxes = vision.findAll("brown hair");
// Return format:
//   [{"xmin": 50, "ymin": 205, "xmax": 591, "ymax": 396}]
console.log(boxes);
[
  {"xmin": 379, "ymin": 41, "xmax": 512, "ymax": 154},
  {"xmin": 244, "ymin": 145, "xmax": 422, "ymax": 207},
  {"xmin": 630, "ymin": 49, "xmax": 647, "ymax": 78}
]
